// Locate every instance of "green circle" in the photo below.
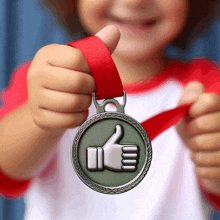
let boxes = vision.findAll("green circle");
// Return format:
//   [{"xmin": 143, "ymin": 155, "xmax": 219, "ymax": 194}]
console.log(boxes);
[{"xmin": 77, "ymin": 118, "xmax": 147, "ymax": 187}]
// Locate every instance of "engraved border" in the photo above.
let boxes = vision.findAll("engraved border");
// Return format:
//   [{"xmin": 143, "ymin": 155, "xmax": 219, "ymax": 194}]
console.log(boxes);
[{"xmin": 72, "ymin": 112, "xmax": 152, "ymax": 194}]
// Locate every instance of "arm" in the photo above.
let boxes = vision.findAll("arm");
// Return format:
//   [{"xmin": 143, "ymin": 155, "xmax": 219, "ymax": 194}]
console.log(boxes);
[{"xmin": 0, "ymin": 101, "xmax": 63, "ymax": 180}]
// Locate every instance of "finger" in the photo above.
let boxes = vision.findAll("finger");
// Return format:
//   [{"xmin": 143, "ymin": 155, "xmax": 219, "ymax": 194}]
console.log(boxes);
[
  {"xmin": 194, "ymin": 166, "xmax": 220, "ymax": 179},
  {"xmin": 186, "ymin": 112, "xmax": 220, "ymax": 136},
  {"xmin": 105, "ymin": 125, "xmax": 123, "ymax": 146},
  {"xmin": 38, "ymin": 89, "xmax": 92, "ymax": 113},
  {"xmin": 39, "ymin": 65, "xmax": 95, "ymax": 94},
  {"xmin": 122, "ymin": 160, "xmax": 137, "ymax": 165},
  {"xmin": 177, "ymin": 81, "xmax": 204, "ymax": 107},
  {"xmin": 122, "ymin": 153, "xmax": 138, "ymax": 159},
  {"xmin": 122, "ymin": 166, "xmax": 136, "ymax": 171},
  {"xmin": 191, "ymin": 151, "xmax": 220, "ymax": 166},
  {"xmin": 189, "ymin": 93, "xmax": 220, "ymax": 118},
  {"xmin": 95, "ymin": 25, "xmax": 120, "ymax": 54},
  {"xmin": 122, "ymin": 146, "xmax": 138, "ymax": 153},
  {"xmin": 36, "ymin": 44, "xmax": 91, "ymax": 73},
  {"xmin": 187, "ymin": 132, "xmax": 220, "ymax": 151},
  {"xmin": 34, "ymin": 109, "xmax": 88, "ymax": 130}
]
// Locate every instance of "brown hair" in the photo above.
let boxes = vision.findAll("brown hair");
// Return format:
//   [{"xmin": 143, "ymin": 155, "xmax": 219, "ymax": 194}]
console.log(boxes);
[{"xmin": 43, "ymin": 0, "xmax": 219, "ymax": 50}]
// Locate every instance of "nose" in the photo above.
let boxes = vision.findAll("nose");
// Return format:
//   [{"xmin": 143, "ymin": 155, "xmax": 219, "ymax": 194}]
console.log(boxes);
[{"xmin": 120, "ymin": 0, "xmax": 148, "ymax": 9}]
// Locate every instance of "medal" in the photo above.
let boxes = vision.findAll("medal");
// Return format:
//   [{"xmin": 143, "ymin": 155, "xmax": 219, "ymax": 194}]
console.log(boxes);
[
  {"xmin": 72, "ymin": 91, "xmax": 152, "ymax": 194},
  {"xmin": 67, "ymin": 36, "xmax": 191, "ymax": 194}
]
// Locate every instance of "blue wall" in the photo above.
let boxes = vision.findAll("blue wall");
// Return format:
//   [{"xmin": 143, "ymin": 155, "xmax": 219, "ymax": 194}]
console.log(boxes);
[{"xmin": 0, "ymin": 0, "xmax": 219, "ymax": 219}]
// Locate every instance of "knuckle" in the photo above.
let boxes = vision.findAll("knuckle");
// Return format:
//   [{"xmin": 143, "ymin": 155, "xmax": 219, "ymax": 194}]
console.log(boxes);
[
  {"xmin": 32, "ymin": 114, "xmax": 50, "ymax": 130},
  {"xmin": 71, "ymin": 94, "xmax": 91, "ymax": 111},
  {"xmin": 32, "ymin": 107, "xmax": 87, "ymax": 130},
  {"xmin": 36, "ymin": 44, "xmax": 55, "ymax": 56},
  {"xmin": 191, "ymin": 151, "xmax": 210, "ymax": 166},
  {"xmin": 191, "ymin": 152, "xmax": 201, "ymax": 165},
  {"xmin": 217, "ymin": 133, "xmax": 220, "ymax": 146},
  {"xmin": 35, "ymin": 44, "xmax": 59, "ymax": 63},
  {"xmin": 33, "ymin": 109, "xmax": 53, "ymax": 130},
  {"xmin": 194, "ymin": 117, "xmax": 205, "ymax": 133},
  {"xmin": 188, "ymin": 137, "xmax": 202, "ymax": 150},
  {"xmin": 195, "ymin": 167, "xmax": 220, "ymax": 179},
  {"xmin": 70, "ymin": 49, "xmax": 90, "ymax": 73},
  {"xmin": 70, "ymin": 48, "xmax": 83, "ymax": 64},
  {"xmin": 73, "ymin": 48, "xmax": 84, "ymax": 59},
  {"xmin": 69, "ymin": 112, "xmax": 88, "ymax": 128},
  {"xmin": 215, "ymin": 152, "xmax": 220, "ymax": 165},
  {"xmin": 34, "ymin": 108, "xmax": 61, "ymax": 130},
  {"xmin": 86, "ymin": 95, "xmax": 93, "ymax": 108},
  {"xmin": 71, "ymin": 95, "xmax": 81, "ymax": 111},
  {"xmin": 27, "ymin": 63, "xmax": 38, "ymax": 80},
  {"xmin": 44, "ymin": 43, "xmax": 59, "ymax": 51},
  {"xmin": 194, "ymin": 167, "xmax": 208, "ymax": 178},
  {"xmin": 194, "ymin": 114, "xmax": 218, "ymax": 133},
  {"xmin": 202, "ymin": 93, "xmax": 218, "ymax": 107},
  {"xmin": 191, "ymin": 151, "xmax": 220, "ymax": 166},
  {"xmin": 73, "ymin": 73, "xmax": 87, "ymax": 91},
  {"xmin": 27, "ymin": 70, "xmax": 33, "ymax": 83}
]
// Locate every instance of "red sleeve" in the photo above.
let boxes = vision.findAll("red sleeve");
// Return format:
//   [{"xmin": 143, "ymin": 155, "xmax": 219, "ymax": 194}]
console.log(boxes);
[
  {"xmin": 197, "ymin": 58, "xmax": 220, "ymax": 95},
  {"xmin": 0, "ymin": 60, "xmax": 34, "ymax": 199},
  {"xmin": 197, "ymin": 177, "xmax": 220, "ymax": 212},
  {"xmin": 193, "ymin": 58, "xmax": 220, "ymax": 211}
]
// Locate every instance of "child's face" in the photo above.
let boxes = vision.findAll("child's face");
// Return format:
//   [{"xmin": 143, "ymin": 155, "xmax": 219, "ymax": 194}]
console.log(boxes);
[{"xmin": 77, "ymin": 0, "xmax": 188, "ymax": 61}]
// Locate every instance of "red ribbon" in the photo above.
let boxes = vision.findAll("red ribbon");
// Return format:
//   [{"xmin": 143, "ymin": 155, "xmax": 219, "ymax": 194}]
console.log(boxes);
[
  {"xmin": 142, "ymin": 104, "xmax": 190, "ymax": 141},
  {"xmin": 68, "ymin": 37, "xmax": 123, "ymax": 100},
  {"xmin": 68, "ymin": 36, "xmax": 191, "ymax": 141}
]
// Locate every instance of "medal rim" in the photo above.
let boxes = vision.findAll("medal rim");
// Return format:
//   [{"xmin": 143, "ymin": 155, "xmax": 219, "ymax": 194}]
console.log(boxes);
[{"xmin": 72, "ymin": 111, "xmax": 152, "ymax": 194}]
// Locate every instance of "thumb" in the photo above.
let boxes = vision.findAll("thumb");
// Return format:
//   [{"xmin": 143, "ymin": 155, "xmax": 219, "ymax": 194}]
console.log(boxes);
[
  {"xmin": 95, "ymin": 25, "xmax": 120, "ymax": 54},
  {"xmin": 105, "ymin": 125, "xmax": 123, "ymax": 146},
  {"xmin": 177, "ymin": 81, "xmax": 205, "ymax": 107}
]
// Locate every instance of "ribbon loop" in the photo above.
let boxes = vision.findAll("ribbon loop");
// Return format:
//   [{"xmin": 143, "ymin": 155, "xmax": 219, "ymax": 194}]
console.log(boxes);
[{"xmin": 68, "ymin": 36, "xmax": 123, "ymax": 100}]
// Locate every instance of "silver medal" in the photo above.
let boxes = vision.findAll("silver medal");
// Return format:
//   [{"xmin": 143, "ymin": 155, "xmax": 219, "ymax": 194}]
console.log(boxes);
[{"xmin": 72, "ymin": 91, "xmax": 152, "ymax": 194}]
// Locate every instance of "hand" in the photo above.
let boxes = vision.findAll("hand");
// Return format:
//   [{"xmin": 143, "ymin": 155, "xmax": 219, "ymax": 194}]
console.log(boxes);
[
  {"xmin": 87, "ymin": 125, "xmax": 139, "ymax": 171},
  {"xmin": 175, "ymin": 81, "xmax": 220, "ymax": 194},
  {"xmin": 27, "ymin": 25, "xmax": 120, "ymax": 135}
]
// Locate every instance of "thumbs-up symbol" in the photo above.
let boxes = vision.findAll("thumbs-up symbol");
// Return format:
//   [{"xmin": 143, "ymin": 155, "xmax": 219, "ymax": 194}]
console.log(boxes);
[{"xmin": 87, "ymin": 125, "xmax": 139, "ymax": 172}]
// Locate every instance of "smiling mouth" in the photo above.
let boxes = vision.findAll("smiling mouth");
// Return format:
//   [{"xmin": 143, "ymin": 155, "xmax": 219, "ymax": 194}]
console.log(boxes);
[{"xmin": 111, "ymin": 16, "xmax": 159, "ymax": 29}]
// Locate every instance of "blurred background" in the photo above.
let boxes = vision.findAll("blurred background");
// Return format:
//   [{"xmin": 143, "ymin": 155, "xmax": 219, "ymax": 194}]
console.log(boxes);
[{"xmin": 0, "ymin": 0, "xmax": 220, "ymax": 219}]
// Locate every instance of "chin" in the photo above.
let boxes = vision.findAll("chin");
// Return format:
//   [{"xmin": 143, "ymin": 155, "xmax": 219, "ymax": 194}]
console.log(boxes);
[{"xmin": 114, "ymin": 39, "xmax": 159, "ymax": 61}]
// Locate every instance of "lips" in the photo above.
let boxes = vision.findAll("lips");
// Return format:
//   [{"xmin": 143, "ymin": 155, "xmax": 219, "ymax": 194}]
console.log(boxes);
[{"xmin": 110, "ymin": 15, "xmax": 159, "ymax": 28}]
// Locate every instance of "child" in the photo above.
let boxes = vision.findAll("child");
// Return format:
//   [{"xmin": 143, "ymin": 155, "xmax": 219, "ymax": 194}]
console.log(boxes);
[{"xmin": 0, "ymin": 0, "xmax": 220, "ymax": 219}]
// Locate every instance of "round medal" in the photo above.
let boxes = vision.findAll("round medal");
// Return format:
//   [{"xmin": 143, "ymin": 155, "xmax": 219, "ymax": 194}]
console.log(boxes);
[{"xmin": 72, "ymin": 91, "xmax": 152, "ymax": 194}]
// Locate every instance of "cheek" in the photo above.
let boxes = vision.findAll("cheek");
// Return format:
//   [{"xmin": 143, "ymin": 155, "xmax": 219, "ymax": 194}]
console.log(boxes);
[
  {"xmin": 159, "ymin": 0, "xmax": 188, "ymax": 18},
  {"xmin": 158, "ymin": 0, "xmax": 188, "ymax": 37},
  {"xmin": 77, "ymin": 0, "xmax": 110, "ymax": 35}
]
